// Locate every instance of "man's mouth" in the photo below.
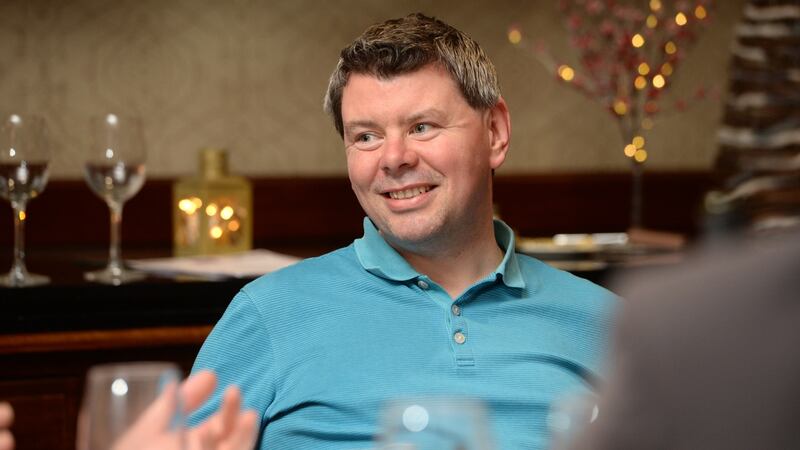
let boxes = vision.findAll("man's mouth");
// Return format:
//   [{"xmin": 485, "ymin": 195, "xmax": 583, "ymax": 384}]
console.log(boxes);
[{"xmin": 384, "ymin": 185, "xmax": 433, "ymax": 200}]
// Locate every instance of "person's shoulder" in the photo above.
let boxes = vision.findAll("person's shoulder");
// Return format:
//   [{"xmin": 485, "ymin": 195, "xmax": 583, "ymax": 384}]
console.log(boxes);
[
  {"xmin": 515, "ymin": 252, "xmax": 617, "ymax": 305},
  {"xmin": 241, "ymin": 244, "xmax": 359, "ymax": 299}
]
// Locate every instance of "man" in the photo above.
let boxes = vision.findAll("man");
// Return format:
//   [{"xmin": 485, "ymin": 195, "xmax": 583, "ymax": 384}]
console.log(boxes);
[{"xmin": 190, "ymin": 13, "xmax": 616, "ymax": 449}]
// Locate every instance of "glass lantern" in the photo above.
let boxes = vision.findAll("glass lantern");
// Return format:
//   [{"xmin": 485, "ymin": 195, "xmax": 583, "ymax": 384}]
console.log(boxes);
[{"xmin": 172, "ymin": 148, "xmax": 252, "ymax": 256}]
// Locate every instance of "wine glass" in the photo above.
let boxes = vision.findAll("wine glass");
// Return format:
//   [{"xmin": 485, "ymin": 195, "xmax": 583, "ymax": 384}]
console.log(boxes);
[
  {"xmin": 546, "ymin": 390, "xmax": 600, "ymax": 450},
  {"xmin": 0, "ymin": 113, "xmax": 51, "ymax": 287},
  {"xmin": 376, "ymin": 397, "xmax": 495, "ymax": 450},
  {"xmin": 76, "ymin": 362, "xmax": 183, "ymax": 450},
  {"xmin": 83, "ymin": 113, "xmax": 147, "ymax": 285}
]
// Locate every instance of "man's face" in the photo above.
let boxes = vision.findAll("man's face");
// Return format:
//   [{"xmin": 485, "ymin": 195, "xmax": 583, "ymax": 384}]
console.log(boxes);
[{"xmin": 341, "ymin": 64, "xmax": 508, "ymax": 254}]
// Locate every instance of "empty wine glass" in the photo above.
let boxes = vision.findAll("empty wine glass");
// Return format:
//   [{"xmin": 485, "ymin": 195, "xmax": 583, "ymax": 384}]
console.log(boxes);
[
  {"xmin": 0, "ymin": 113, "xmax": 51, "ymax": 287},
  {"xmin": 76, "ymin": 362, "xmax": 183, "ymax": 450},
  {"xmin": 84, "ymin": 113, "xmax": 147, "ymax": 285},
  {"xmin": 376, "ymin": 397, "xmax": 495, "ymax": 450}
]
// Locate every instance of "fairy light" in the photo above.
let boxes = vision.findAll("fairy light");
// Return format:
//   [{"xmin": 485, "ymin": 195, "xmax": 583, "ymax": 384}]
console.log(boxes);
[
  {"xmin": 649, "ymin": 0, "xmax": 662, "ymax": 11},
  {"xmin": 205, "ymin": 203, "xmax": 218, "ymax": 217},
  {"xmin": 675, "ymin": 12, "xmax": 688, "ymax": 26},
  {"xmin": 558, "ymin": 65, "xmax": 575, "ymax": 81},
  {"xmin": 631, "ymin": 34, "xmax": 645, "ymax": 48},
  {"xmin": 624, "ymin": 144, "xmax": 637, "ymax": 157},
  {"xmin": 228, "ymin": 220, "xmax": 240, "ymax": 232},
  {"xmin": 638, "ymin": 62, "xmax": 650, "ymax": 75},
  {"xmin": 652, "ymin": 74, "xmax": 666, "ymax": 88},
  {"xmin": 18, "ymin": 210, "xmax": 26, "ymax": 221},
  {"xmin": 220, "ymin": 205, "xmax": 234, "ymax": 220},
  {"xmin": 210, "ymin": 226, "xmax": 223, "ymax": 239},
  {"xmin": 695, "ymin": 5, "xmax": 707, "ymax": 19},
  {"xmin": 634, "ymin": 76, "xmax": 648, "ymax": 90},
  {"xmin": 646, "ymin": 14, "xmax": 658, "ymax": 28},
  {"xmin": 613, "ymin": 100, "xmax": 628, "ymax": 115},
  {"xmin": 508, "ymin": 28, "xmax": 522, "ymax": 45},
  {"xmin": 178, "ymin": 198, "xmax": 198, "ymax": 215},
  {"xmin": 632, "ymin": 136, "xmax": 645, "ymax": 149},
  {"xmin": 661, "ymin": 62, "xmax": 674, "ymax": 76},
  {"xmin": 634, "ymin": 149, "xmax": 648, "ymax": 162},
  {"xmin": 665, "ymin": 41, "xmax": 677, "ymax": 55}
]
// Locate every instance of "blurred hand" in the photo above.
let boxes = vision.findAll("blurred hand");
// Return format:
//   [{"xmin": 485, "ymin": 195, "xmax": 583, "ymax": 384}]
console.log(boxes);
[
  {"xmin": 0, "ymin": 402, "xmax": 13, "ymax": 450},
  {"xmin": 112, "ymin": 371, "xmax": 258, "ymax": 450}
]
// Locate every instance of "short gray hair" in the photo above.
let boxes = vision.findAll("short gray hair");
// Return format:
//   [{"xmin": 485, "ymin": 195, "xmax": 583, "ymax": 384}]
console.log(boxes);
[{"xmin": 323, "ymin": 13, "xmax": 500, "ymax": 138}]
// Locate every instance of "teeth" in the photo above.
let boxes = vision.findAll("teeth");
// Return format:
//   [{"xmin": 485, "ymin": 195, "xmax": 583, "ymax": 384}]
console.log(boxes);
[{"xmin": 388, "ymin": 186, "xmax": 431, "ymax": 200}]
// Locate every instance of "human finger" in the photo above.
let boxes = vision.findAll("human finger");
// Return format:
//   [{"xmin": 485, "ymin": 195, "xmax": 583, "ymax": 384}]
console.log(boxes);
[
  {"xmin": 180, "ymin": 371, "xmax": 217, "ymax": 415},
  {"xmin": 0, "ymin": 403, "xmax": 13, "ymax": 428},
  {"xmin": 220, "ymin": 410, "xmax": 258, "ymax": 450},
  {"xmin": 0, "ymin": 429, "xmax": 14, "ymax": 450}
]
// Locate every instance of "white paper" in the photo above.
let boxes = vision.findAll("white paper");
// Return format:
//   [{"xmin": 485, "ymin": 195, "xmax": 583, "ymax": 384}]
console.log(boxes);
[{"xmin": 129, "ymin": 249, "xmax": 301, "ymax": 280}]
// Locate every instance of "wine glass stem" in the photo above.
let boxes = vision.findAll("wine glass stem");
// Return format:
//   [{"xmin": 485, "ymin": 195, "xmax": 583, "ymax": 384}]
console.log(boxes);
[
  {"xmin": 11, "ymin": 202, "xmax": 29, "ymax": 277},
  {"xmin": 108, "ymin": 203, "xmax": 124, "ymax": 272}
]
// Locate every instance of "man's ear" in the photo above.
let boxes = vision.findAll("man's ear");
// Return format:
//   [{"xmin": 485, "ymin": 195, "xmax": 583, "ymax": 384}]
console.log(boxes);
[{"xmin": 487, "ymin": 96, "xmax": 511, "ymax": 170}]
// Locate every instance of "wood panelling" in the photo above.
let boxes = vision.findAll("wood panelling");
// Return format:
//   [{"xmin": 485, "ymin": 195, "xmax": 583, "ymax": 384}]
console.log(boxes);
[{"xmin": 0, "ymin": 172, "xmax": 715, "ymax": 252}]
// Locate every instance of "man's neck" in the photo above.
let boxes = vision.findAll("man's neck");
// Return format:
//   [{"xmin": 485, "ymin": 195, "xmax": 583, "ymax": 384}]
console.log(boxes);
[{"xmin": 396, "ymin": 221, "xmax": 505, "ymax": 299}]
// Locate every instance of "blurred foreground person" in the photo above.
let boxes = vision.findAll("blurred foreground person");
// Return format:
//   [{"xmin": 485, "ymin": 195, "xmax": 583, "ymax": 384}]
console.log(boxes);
[{"xmin": 569, "ymin": 228, "xmax": 800, "ymax": 450}]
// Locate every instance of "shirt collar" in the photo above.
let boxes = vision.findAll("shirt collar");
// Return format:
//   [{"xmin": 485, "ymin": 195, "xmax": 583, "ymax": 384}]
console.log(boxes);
[{"xmin": 354, "ymin": 217, "xmax": 528, "ymax": 290}]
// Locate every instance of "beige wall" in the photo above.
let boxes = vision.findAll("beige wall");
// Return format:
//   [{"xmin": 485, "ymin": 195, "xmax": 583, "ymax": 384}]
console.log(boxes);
[{"xmin": 0, "ymin": 0, "xmax": 746, "ymax": 178}]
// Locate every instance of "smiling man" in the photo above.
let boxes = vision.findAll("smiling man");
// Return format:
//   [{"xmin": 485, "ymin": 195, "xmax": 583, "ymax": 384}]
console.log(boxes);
[{"xmin": 191, "ymin": 13, "xmax": 616, "ymax": 449}]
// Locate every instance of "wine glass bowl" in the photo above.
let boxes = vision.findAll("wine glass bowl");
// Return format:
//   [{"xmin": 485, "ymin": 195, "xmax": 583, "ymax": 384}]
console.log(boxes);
[
  {"xmin": 0, "ymin": 113, "xmax": 51, "ymax": 287},
  {"xmin": 76, "ymin": 362, "xmax": 183, "ymax": 450},
  {"xmin": 83, "ymin": 113, "xmax": 147, "ymax": 285},
  {"xmin": 377, "ymin": 397, "xmax": 495, "ymax": 450}
]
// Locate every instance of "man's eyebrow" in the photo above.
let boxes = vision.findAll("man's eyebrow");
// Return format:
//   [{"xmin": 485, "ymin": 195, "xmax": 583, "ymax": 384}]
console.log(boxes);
[
  {"xmin": 407, "ymin": 108, "xmax": 446, "ymax": 123},
  {"xmin": 343, "ymin": 120, "xmax": 379, "ymax": 132}
]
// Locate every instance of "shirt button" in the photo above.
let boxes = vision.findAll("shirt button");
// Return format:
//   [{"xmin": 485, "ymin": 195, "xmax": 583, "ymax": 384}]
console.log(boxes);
[
  {"xmin": 453, "ymin": 331, "xmax": 466, "ymax": 345},
  {"xmin": 417, "ymin": 280, "xmax": 429, "ymax": 290},
  {"xmin": 451, "ymin": 304, "xmax": 461, "ymax": 316}
]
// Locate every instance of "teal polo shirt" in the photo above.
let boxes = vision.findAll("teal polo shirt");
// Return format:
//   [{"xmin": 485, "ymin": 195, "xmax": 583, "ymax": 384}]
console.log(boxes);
[{"xmin": 191, "ymin": 218, "xmax": 617, "ymax": 449}]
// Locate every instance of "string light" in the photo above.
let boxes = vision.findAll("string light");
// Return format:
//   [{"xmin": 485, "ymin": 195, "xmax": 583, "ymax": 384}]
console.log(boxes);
[
  {"xmin": 613, "ymin": 100, "xmax": 628, "ymax": 115},
  {"xmin": 624, "ymin": 144, "xmax": 637, "ymax": 157},
  {"xmin": 634, "ymin": 76, "xmax": 648, "ymax": 90},
  {"xmin": 632, "ymin": 136, "xmax": 646, "ymax": 148},
  {"xmin": 695, "ymin": 5, "xmax": 707, "ymax": 19},
  {"xmin": 675, "ymin": 12, "xmax": 688, "ymax": 26},
  {"xmin": 210, "ymin": 226, "xmax": 223, "ymax": 239},
  {"xmin": 661, "ymin": 62, "xmax": 674, "ymax": 76},
  {"xmin": 638, "ymin": 62, "xmax": 650, "ymax": 75},
  {"xmin": 18, "ymin": 210, "xmax": 26, "ymax": 221},
  {"xmin": 646, "ymin": 14, "xmax": 658, "ymax": 28},
  {"xmin": 652, "ymin": 74, "xmax": 666, "ymax": 88},
  {"xmin": 634, "ymin": 149, "xmax": 648, "ymax": 162},
  {"xmin": 205, "ymin": 203, "xmax": 218, "ymax": 217},
  {"xmin": 558, "ymin": 65, "xmax": 575, "ymax": 81},
  {"xmin": 220, "ymin": 206, "xmax": 235, "ymax": 220},
  {"xmin": 665, "ymin": 41, "xmax": 677, "ymax": 54},
  {"xmin": 508, "ymin": 28, "xmax": 522, "ymax": 44},
  {"xmin": 650, "ymin": 0, "xmax": 662, "ymax": 12},
  {"xmin": 631, "ymin": 34, "xmax": 645, "ymax": 48}
]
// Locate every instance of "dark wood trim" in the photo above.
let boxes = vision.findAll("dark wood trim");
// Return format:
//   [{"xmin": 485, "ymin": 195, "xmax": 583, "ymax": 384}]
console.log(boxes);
[
  {"xmin": 0, "ymin": 171, "xmax": 715, "ymax": 251},
  {"xmin": 0, "ymin": 325, "xmax": 213, "ymax": 355}
]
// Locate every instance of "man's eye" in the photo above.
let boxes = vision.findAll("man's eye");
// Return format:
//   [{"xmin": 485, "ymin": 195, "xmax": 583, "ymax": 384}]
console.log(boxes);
[
  {"xmin": 357, "ymin": 134, "xmax": 374, "ymax": 142},
  {"xmin": 412, "ymin": 123, "xmax": 430, "ymax": 134}
]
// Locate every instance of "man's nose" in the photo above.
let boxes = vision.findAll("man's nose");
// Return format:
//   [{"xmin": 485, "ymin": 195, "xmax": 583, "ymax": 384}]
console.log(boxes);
[{"xmin": 380, "ymin": 135, "xmax": 419, "ymax": 173}]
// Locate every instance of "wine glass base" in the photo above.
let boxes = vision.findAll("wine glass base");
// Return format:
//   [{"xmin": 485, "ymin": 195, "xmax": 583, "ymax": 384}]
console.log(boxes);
[
  {"xmin": 84, "ymin": 267, "xmax": 146, "ymax": 286},
  {"xmin": 0, "ymin": 271, "xmax": 50, "ymax": 287}
]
